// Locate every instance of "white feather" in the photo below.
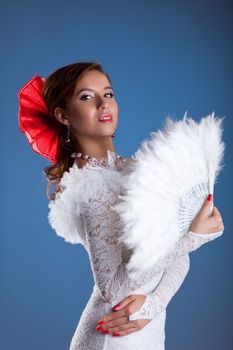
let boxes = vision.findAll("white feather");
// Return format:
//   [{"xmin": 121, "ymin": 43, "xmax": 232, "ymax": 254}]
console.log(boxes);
[
  {"xmin": 47, "ymin": 151, "xmax": 125, "ymax": 245},
  {"xmin": 112, "ymin": 111, "xmax": 226, "ymax": 280}
]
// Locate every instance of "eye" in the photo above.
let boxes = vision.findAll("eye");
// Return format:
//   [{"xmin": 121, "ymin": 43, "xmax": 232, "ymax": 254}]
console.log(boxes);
[
  {"xmin": 105, "ymin": 92, "xmax": 114, "ymax": 98},
  {"xmin": 80, "ymin": 94, "xmax": 92, "ymax": 100},
  {"xmin": 80, "ymin": 92, "xmax": 114, "ymax": 100}
]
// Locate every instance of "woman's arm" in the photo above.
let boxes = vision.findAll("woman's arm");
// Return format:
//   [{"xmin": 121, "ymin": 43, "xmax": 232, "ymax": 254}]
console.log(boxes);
[
  {"xmin": 128, "ymin": 254, "xmax": 190, "ymax": 320},
  {"xmin": 81, "ymin": 194, "xmax": 223, "ymax": 307},
  {"xmin": 149, "ymin": 228, "xmax": 223, "ymax": 274}
]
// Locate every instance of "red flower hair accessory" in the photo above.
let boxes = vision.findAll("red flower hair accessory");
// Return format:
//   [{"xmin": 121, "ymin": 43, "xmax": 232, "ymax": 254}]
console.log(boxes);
[{"xmin": 18, "ymin": 74, "xmax": 62, "ymax": 163}]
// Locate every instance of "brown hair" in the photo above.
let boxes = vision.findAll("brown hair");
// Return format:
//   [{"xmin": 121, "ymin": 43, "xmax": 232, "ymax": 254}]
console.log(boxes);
[{"xmin": 41, "ymin": 61, "xmax": 112, "ymax": 201}]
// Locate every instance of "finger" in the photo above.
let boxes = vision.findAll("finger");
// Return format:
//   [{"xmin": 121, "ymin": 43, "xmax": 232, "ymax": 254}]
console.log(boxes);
[
  {"xmin": 99, "ymin": 307, "xmax": 130, "ymax": 323},
  {"xmin": 110, "ymin": 322, "xmax": 138, "ymax": 336},
  {"xmin": 99, "ymin": 295, "xmax": 138, "ymax": 323},
  {"xmin": 198, "ymin": 195, "xmax": 214, "ymax": 219},
  {"xmin": 208, "ymin": 206, "xmax": 224, "ymax": 227},
  {"xmin": 211, "ymin": 206, "xmax": 222, "ymax": 220},
  {"xmin": 207, "ymin": 220, "xmax": 224, "ymax": 232},
  {"xmin": 112, "ymin": 295, "xmax": 136, "ymax": 311},
  {"xmin": 108, "ymin": 320, "xmax": 137, "ymax": 333},
  {"xmin": 112, "ymin": 327, "xmax": 138, "ymax": 337},
  {"xmin": 110, "ymin": 319, "xmax": 152, "ymax": 336},
  {"xmin": 100, "ymin": 316, "xmax": 129, "ymax": 331}
]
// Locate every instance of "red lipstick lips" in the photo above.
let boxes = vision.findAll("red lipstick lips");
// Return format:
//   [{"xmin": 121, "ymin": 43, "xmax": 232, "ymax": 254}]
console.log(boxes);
[{"xmin": 98, "ymin": 114, "xmax": 113, "ymax": 122}]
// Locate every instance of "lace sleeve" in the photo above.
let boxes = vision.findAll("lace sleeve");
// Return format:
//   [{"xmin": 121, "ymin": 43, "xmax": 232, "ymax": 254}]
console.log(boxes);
[
  {"xmin": 127, "ymin": 229, "xmax": 223, "ymax": 321},
  {"xmin": 152, "ymin": 228, "xmax": 224, "ymax": 273},
  {"xmin": 128, "ymin": 254, "xmax": 190, "ymax": 321},
  {"xmin": 81, "ymin": 193, "xmax": 223, "ymax": 307}
]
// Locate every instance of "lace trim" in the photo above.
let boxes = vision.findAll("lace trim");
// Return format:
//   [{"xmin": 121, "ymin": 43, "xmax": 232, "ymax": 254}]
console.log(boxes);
[{"xmin": 72, "ymin": 150, "xmax": 127, "ymax": 171}]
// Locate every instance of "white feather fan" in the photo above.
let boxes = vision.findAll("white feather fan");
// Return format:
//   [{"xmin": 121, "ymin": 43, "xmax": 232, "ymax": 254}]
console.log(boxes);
[{"xmin": 113, "ymin": 111, "xmax": 226, "ymax": 280}]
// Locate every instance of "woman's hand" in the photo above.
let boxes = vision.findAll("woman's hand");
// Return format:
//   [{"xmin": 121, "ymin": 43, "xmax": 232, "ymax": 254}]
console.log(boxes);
[
  {"xmin": 190, "ymin": 194, "xmax": 224, "ymax": 234},
  {"xmin": 96, "ymin": 294, "xmax": 152, "ymax": 337}
]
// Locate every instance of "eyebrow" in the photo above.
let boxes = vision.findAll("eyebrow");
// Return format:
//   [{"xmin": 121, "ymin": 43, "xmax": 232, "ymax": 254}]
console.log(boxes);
[{"xmin": 75, "ymin": 86, "xmax": 113, "ymax": 95}]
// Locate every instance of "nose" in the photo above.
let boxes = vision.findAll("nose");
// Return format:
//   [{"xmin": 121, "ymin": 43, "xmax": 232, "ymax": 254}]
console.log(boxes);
[{"xmin": 97, "ymin": 96, "xmax": 110, "ymax": 110}]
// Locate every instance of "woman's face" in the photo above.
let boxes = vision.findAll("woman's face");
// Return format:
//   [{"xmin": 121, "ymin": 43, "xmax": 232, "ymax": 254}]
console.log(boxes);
[{"xmin": 65, "ymin": 69, "xmax": 118, "ymax": 139}]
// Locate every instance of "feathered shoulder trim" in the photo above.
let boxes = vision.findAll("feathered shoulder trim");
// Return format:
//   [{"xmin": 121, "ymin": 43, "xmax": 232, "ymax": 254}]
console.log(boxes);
[
  {"xmin": 47, "ymin": 162, "xmax": 87, "ymax": 245},
  {"xmin": 47, "ymin": 151, "xmax": 127, "ymax": 245}
]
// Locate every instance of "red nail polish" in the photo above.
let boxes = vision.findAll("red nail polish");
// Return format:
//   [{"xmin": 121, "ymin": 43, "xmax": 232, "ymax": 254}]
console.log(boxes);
[
  {"xmin": 102, "ymin": 330, "xmax": 109, "ymax": 334},
  {"xmin": 98, "ymin": 320, "xmax": 104, "ymax": 325},
  {"xmin": 112, "ymin": 304, "xmax": 120, "ymax": 310},
  {"xmin": 207, "ymin": 194, "xmax": 213, "ymax": 201},
  {"xmin": 96, "ymin": 326, "xmax": 103, "ymax": 331},
  {"xmin": 113, "ymin": 332, "xmax": 120, "ymax": 336}
]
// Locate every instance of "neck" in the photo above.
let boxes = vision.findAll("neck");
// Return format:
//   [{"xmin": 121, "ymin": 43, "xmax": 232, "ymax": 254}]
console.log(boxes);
[{"xmin": 73, "ymin": 135, "xmax": 115, "ymax": 158}]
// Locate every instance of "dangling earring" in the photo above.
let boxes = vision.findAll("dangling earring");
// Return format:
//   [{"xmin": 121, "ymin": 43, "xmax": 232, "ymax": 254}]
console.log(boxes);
[
  {"xmin": 65, "ymin": 123, "xmax": 71, "ymax": 143},
  {"xmin": 111, "ymin": 133, "xmax": 116, "ymax": 138}
]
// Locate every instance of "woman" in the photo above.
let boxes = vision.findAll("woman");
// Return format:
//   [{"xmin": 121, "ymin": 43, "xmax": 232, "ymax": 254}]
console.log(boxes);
[{"xmin": 18, "ymin": 61, "xmax": 224, "ymax": 350}]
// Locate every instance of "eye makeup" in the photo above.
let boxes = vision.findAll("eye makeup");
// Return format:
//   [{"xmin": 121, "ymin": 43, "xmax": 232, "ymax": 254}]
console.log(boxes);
[{"xmin": 79, "ymin": 91, "xmax": 114, "ymax": 100}]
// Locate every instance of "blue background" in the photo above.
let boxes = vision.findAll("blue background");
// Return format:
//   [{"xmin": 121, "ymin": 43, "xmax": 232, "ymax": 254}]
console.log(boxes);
[{"xmin": 1, "ymin": 0, "xmax": 232, "ymax": 349}]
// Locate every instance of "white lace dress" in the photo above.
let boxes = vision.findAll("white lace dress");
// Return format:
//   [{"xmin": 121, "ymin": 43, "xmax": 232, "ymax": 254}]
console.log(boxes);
[{"xmin": 47, "ymin": 151, "xmax": 223, "ymax": 350}]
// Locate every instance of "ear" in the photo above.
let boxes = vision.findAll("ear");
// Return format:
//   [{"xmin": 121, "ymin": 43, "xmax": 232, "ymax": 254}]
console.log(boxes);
[{"xmin": 54, "ymin": 106, "xmax": 70, "ymax": 126}]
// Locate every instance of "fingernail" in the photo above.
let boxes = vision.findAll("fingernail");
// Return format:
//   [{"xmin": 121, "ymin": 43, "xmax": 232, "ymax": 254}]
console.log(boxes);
[
  {"xmin": 113, "ymin": 332, "xmax": 120, "ymax": 336},
  {"xmin": 207, "ymin": 194, "xmax": 213, "ymax": 201},
  {"xmin": 112, "ymin": 304, "xmax": 120, "ymax": 310},
  {"xmin": 102, "ymin": 330, "xmax": 109, "ymax": 334},
  {"xmin": 98, "ymin": 320, "xmax": 104, "ymax": 325},
  {"xmin": 96, "ymin": 326, "xmax": 103, "ymax": 331}
]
